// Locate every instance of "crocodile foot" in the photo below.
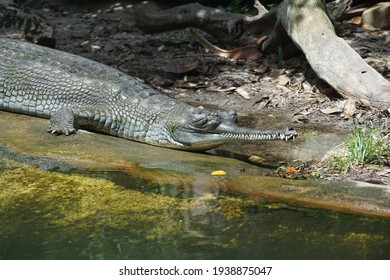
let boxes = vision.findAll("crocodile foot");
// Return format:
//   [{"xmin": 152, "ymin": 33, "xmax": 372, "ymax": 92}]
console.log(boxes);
[{"xmin": 47, "ymin": 107, "xmax": 76, "ymax": 135}]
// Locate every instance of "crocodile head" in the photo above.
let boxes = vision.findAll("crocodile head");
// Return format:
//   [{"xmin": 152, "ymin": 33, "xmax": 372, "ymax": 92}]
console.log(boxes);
[{"xmin": 165, "ymin": 107, "xmax": 297, "ymax": 151}]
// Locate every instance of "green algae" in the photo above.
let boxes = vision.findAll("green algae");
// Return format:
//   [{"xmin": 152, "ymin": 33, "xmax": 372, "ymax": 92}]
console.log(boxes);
[
  {"xmin": 2, "ymin": 159, "xmax": 390, "ymax": 259},
  {"xmin": 0, "ymin": 159, "xmax": 255, "ymax": 246},
  {"xmin": 264, "ymin": 214, "xmax": 388, "ymax": 259}
]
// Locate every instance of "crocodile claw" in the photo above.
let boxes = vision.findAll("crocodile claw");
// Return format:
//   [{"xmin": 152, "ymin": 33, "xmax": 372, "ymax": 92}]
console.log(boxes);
[{"xmin": 47, "ymin": 126, "xmax": 76, "ymax": 136}]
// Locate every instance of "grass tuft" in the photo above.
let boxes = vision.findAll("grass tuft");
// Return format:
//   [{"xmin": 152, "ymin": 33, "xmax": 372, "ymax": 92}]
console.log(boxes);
[{"xmin": 330, "ymin": 125, "xmax": 389, "ymax": 172}]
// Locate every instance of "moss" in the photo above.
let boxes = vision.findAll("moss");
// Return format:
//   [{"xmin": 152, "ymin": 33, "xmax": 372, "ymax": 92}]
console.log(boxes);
[
  {"xmin": 0, "ymin": 159, "xmax": 255, "ymax": 244},
  {"xmin": 267, "ymin": 223, "xmax": 386, "ymax": 258}
]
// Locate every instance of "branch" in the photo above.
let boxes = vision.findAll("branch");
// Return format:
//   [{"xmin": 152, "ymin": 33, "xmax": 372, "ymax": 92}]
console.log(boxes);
[{"xmin": 134, "ymin": 2, "xmax": 246, "ymax": 44}]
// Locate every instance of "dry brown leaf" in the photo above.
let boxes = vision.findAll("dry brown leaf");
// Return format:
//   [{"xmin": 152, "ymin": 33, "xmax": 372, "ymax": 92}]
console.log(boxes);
[
  {"xmin": 236, "ymin": 86, "xmax": 251, "ymax": 100},
  {"xmin": 284, "ymin": 68, "xmax": 296, "ymax": 75},
  {"xmin": 277, "ymin": 74, "xmax": 290, "ymax": 86},
  {"xmin": 216, "ymin": 87, "xmax": 236, "ymax": 92},
  {"xmin": 320, "ymin": 108, "xmax": 343, "ymax": 114},
  {"xmin": 359, "ymin": 98, "xmax": 371, "ymax": 107},
  {"xmin": 302, "ymin": 82, "xmax": 312, "ymax": 92},
  {"xmin": 276, "ymin": 84, "xmax": 290, "ymax": 93},
  {"xmin": 349, "ymin": 16, "xmax": 362, "ymax": 25},
  {"xmin": 180, "ymin": 82, "xmax": 198, "ymax": 88},
  {"xmin": 285, "ymin": 166, "xmax": 297, "ymax": 174},
  {"xmin": 254, "ymin": 96, "xmax": 270, "ymax": 109},
  {"xmin": 343, "ymin": 98, "xmax": 357, "ymax": 116},
  {"xmin": 249, "ymin": 155, "xmax": 265, "ymax": 164}
]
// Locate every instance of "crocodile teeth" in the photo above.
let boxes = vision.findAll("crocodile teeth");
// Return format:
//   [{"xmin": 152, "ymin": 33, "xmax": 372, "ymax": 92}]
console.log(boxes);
[{"xmin": 222, "ymin": 131, "xmax": 300, "ymax": 141}]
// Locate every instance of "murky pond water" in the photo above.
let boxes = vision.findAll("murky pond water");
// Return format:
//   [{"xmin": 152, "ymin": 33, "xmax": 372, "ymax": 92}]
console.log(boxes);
[
  {"xmin": 1, "ymin": 162, "xmax": 390, "ymax": 260},
  {"xmin": 0, "ymin": 110, "xmax": 389, "ymax": 260}
]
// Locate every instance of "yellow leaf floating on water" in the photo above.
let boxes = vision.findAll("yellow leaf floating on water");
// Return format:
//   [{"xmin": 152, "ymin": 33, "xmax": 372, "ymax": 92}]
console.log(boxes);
[{"xmin": 210, "ymin": 170, "xmax": 227, "ymax": 176}]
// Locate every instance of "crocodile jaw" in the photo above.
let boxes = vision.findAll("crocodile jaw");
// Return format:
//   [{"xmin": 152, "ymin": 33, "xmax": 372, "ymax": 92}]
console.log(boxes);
[{"xmin": 171, "ymin": 121, "xmax": 298, "ymax": 151}]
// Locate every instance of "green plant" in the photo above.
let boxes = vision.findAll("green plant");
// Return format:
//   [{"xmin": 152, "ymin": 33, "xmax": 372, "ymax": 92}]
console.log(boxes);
[
  {"xmin": 329, "ymin": 125, "xmax": 389, "ymax": 171},
  {"xmin": 303, "ymin": 130, "xmax": 318, "ymax": 137},
  {"xmin": 347, "ymin": 125, "xmax": 388, "ymax": 165},
  {"xmin": 330, "ymin": 154, "xmax": 350, "ymax": 172},
  {"xmin": 266, "ymin": 3, "xmax": 278, "ymax": 11},
  {"xmin": 226, "ymin": 0, "xmax": 253, "ymax": 14},
  {"xmin": 0, "ymin": 0, "xmax": 42, "ymax": 34}
]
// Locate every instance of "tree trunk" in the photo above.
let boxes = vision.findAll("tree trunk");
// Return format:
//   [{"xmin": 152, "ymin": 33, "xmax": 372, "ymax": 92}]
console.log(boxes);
[{"xmin": 276, "ymin": 0, "xmax": 390, "ymax": 107}]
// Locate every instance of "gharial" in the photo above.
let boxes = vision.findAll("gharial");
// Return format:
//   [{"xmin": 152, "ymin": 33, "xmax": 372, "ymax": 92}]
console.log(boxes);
[{"xmin": 0, "ymin": 38, "xmax": 297, "ymax": 151}]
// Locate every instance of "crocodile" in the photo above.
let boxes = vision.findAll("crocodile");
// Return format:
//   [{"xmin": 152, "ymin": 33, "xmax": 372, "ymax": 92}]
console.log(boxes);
[{"xmin": 0, "ymin": 38, "xmax": 297, "ymax": 151}]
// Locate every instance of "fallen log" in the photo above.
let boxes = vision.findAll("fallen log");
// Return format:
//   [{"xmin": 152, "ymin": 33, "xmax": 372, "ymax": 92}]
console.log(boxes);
[
  {"xmin": 134, "ymin": 0, "xmax": 274, "ymax": 46},
  {"xmin": 134, "ymin": 2, "xmax": 246, "ymax": 44}
]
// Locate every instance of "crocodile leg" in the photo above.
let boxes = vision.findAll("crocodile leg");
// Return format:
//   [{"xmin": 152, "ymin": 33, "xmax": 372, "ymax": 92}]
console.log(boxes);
[{"xmin": 47, "ymin": 107, "xmax": 76, "ymax": 135}]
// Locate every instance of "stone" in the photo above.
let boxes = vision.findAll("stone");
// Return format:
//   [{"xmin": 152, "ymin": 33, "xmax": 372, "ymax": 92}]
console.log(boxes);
[{"xmin": 362, "ymin": 2, "xmax": 390, "ymax": 30}]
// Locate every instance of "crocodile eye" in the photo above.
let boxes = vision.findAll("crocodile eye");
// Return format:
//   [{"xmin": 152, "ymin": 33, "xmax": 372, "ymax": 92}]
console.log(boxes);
[
  {"xmin": 218, "ymin": 110, "xmax": 237, "ymax": 122},
  {"xmin": 188, "ymin": 111, "xmax": 221, "ymax": 131}
]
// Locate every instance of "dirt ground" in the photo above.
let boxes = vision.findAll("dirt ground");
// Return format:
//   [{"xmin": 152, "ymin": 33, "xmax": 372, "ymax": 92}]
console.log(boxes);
[{"xmin": 1, "ymin": 0, "xmax": 389, "ymax": 183}]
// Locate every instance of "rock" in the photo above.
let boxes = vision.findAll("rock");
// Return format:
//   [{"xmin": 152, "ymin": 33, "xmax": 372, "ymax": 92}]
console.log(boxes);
[{"xmin": 362, "ymin": 2, "xmax": 390, "ymax": 30}]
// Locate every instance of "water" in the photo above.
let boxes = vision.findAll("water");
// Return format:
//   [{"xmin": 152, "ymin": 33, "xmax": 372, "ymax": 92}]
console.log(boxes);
[{"xmin": 1, "ymin": 167, "xmax": 390, "ymax": 260}]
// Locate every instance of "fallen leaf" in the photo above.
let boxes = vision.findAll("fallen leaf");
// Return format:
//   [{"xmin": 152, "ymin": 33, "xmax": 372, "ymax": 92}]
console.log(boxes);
[
  {"xmin": 254, "ymin": 96, "xmax": 270, "ymax": 109},
  {"xmin": 302, "ymin": 81, "xmax": 312, "ymax": 92},
  {"xmin": 285, "ymin": 166, "xmax": 297, "ymax": 174},
  {"xmin": 284, "ymin": 68, "xmax": 296, "ymax": 75},
  {"xmin": 277, "ymin": 74, "xmax": 290, "ymax": 86},
  {"xmin": 381, "ymin": 107, "xmax": 390, "ymax": 117},
  {"xmin": 320, "ymin": 108, "xmax": 342, "ymax": 114},
  {"xmin": 249, "ymin": 155, "xmax": 265, "ymax": 164},
  {"xmin": 210, "ymin": 170, "xmax": 227, "ymax": 176},
  {"xmin": 343, "ymin": 98, "xmax": 356, "ymax": 116},
  {"xmin": 359, "ymin": 98, "xmax": 371, "ymax": 107},
  {"xmin": 216, "ymin": 86, "xmax": 236, "ymax": 92},
  {"xmin": 349, "ymin": 16, "xmax": 362, "ymax": 25},
  {"xmin": 180, "ymin": 81, "xmax": 198, "ymax": 88},
  {"xmin": 236, "ymin": 86, "xmax": 251, "ymax": 100},
  {"xmin": 275, "ymin": 84, "xmax": 290, "ymax": 93}
]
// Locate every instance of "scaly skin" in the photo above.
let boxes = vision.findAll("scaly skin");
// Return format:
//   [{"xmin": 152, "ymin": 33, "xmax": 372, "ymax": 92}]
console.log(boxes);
[{"xmin": 0, "ymin": 39, "xmax": 297, "ymax": 151}]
